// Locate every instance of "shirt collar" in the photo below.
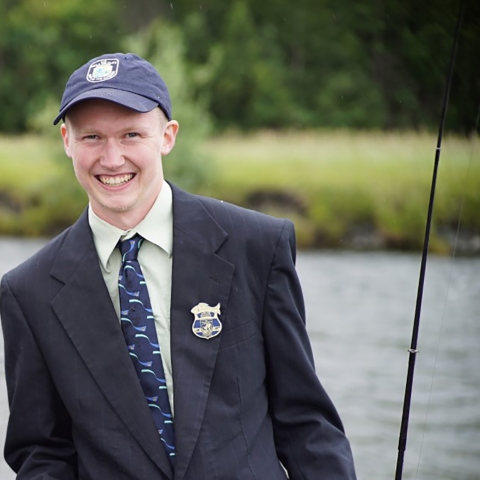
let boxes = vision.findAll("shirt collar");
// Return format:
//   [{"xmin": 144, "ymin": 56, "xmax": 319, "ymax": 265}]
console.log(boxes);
[{"xmin": 89, "ymin": 181, "xmax": 173, "ymax": 272}]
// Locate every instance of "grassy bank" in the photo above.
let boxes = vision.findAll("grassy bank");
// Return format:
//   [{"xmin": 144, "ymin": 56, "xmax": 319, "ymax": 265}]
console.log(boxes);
[
  {"xmin": 0, "ymin": 135, "xmax": 87, "ymax": 236},
  {"xmin": 200, "ymin": 131, "xmax": 479, "ymax": 253},
  {"xmin": 0, "ymin": 131, "xmax": 478, "ymax": 252}
]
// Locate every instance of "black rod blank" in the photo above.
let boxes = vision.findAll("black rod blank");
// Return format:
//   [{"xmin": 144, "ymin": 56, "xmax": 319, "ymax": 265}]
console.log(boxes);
[{"xmin": 394, "ymin": 1, "xmax": 467, "ymax": 479}]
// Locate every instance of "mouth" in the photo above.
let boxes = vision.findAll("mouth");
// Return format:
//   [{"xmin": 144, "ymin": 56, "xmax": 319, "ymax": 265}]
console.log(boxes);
[{"xmin": 96, "ymin": 174, "xmax": 135, "ymax": 187}]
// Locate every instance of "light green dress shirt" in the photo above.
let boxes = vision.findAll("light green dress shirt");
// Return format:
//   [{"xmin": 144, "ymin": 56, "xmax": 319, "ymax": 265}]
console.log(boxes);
[{"xmin": 88, "ymin": 181, "xmax": 174, "ymax": 415}]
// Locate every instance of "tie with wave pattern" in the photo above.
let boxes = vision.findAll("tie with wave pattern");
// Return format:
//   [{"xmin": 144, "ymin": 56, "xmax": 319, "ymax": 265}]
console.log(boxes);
[{"xmin": 118, "ymin": 234, "xmax": 175, "ymax": 465}]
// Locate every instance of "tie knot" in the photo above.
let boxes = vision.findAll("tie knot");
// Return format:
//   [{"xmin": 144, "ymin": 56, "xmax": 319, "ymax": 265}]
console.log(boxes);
[{"xmin": 118, "ymin": 233, "xmax": 143, "ymax": 261}]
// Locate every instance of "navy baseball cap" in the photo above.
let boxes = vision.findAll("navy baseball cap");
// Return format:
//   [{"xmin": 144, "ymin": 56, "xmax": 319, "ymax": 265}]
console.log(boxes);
[{"xmin": 53, "ymin": 53, "xmax": 171, "ymax": 125}]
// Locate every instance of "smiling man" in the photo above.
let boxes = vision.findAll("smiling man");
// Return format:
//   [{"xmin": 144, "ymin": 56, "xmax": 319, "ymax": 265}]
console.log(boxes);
[
  {"xmin": 0, "ymin": 53, "xmax": 356, "ymax": 480},
  {"xmin": 61, "ymin": 100, "xmax": 177, "ymax": 230}
]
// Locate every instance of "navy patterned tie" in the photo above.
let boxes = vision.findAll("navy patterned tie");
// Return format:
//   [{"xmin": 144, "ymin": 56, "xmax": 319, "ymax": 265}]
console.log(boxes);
[{"xmin": 118, "ymin": 234, "xmax": 175, "ymax": 465}]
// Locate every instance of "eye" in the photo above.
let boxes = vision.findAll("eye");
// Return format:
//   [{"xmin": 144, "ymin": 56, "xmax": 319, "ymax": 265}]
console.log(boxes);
[
  {"xmin": 83, "ymin": 134, "xmax": 99, "ymax": 140},
  {"xmin": 125, "ymin": 132, "xmax": 138, "ymax": 139}
]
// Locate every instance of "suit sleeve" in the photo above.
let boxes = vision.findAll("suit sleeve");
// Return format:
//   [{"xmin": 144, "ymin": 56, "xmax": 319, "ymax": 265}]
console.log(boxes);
[
  {"xmin": 1, "ymin": 275, "xmax": 78, "ymax": 480},
  {"xmin": 262, "ymin": 220, "xmax": 357, "ymax": 480}
]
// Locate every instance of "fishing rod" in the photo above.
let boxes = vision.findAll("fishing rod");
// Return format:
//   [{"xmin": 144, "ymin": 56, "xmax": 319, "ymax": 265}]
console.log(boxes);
[{"xmin": 394, "ymin": 1, "xmax": 467, "ymax": 479}]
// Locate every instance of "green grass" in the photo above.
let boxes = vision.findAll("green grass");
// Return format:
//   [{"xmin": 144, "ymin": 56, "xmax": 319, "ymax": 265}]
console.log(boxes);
[
  {"xmin": 0, "ymin": 136, "xmax": 57, "ymax": 190},
  {"xmin": 202, "ymin": 130, "xmax": 472, "ymax": 193},
  {"xmin": 0, "ymin": 135, "xmax": 86, "ymax": 236},
  {"xmin": 200, "ymin": 131, "xmax": 480, "ymax": 251},
  {"xmin": 0, "ymin": 131, "xmax": 478, "ymax": 252}
]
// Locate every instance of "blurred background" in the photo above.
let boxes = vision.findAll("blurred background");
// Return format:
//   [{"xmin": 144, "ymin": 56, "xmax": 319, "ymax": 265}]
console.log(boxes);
[{"xmin": 0, "ymin": 0, "xmax": 479, "ymax": 479}]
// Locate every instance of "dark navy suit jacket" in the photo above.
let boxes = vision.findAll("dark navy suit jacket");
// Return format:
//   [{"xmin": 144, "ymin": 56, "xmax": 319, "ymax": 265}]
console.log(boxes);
[{"xmin": 0, "ymin": 184, "xmax": 356, "ymax": 480}]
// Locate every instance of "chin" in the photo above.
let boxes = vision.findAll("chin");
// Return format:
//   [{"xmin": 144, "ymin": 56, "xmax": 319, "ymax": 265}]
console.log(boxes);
[{"xmin": 93, "ymin": 199, "xmax": 133, "ymax": 216}]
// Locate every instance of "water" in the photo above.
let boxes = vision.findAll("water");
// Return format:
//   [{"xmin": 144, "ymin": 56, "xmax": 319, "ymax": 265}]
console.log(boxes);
[
  {"xmin": 297, "ymin": 251, "xmax": 480, "ymax": 480},
  {"xmin": 0, "ymin": 239, "xmax": 479, "ymax": 480}
]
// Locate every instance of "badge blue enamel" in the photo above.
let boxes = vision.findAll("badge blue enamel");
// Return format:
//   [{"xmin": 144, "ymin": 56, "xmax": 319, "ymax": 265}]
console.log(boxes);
[
  {"xmin": 87, "ymin": 58, "xmax": 119, "ymax": 83},
  {"xmin": 191, "ymin": 303, "xmax": 222, "ymax": 340}
]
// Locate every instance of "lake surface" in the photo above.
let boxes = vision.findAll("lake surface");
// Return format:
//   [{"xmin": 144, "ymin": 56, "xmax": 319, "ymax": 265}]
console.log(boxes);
[{"xmin": 0, "ymin": 238, "xmax": 478, "ymax": 480}]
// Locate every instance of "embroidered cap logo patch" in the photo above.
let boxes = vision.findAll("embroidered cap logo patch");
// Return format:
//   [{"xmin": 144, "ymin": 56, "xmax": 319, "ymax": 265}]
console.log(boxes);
[
  {"xmin": 191, "ymin": 303, "xmax": 222, "ymax": 340},
  {"xmin": 86, "ymin": 58, "xmax": 119, "ymax": 83}
]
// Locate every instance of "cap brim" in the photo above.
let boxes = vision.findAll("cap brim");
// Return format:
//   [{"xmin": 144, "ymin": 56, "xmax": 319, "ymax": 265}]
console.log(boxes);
[{"xmin": 53, "ymin": 88, "xmax": 159, "ymax": 125}]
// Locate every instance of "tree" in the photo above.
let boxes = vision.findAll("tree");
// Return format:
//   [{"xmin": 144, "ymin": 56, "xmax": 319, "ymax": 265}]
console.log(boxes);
[{"xmin": 0, "ymin": 0, "xmax": 122, "ymax": 132}]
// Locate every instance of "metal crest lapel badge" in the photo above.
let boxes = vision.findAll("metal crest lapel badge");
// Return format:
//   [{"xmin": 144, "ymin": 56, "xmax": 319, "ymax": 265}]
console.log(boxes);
[{"xmin": 191, "ymin": 303, "xmax": 222, "ymax": 340}]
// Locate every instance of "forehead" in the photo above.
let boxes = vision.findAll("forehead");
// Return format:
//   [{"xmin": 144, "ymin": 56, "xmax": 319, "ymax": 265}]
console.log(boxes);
[{"xmin": 65, "ymin": 99, "xmax": 164, "ymax": 127}]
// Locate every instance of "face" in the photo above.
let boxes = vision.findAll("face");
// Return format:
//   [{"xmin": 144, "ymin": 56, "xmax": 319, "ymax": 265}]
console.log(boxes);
[{"xmin": 61, "ymin": 100, "xmax": 178, "ymax": 230}]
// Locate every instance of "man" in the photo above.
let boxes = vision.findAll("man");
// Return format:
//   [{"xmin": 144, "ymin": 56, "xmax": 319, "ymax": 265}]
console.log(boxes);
[{"xmin": 0, "ymin": 53, "xmax": 356, "ymax": 480}]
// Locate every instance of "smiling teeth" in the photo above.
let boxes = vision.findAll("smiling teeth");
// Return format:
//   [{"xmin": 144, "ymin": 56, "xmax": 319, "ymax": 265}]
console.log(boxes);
[{"xmin": 98, "ymin": 174, "xmax": 134, "ymax": 186}]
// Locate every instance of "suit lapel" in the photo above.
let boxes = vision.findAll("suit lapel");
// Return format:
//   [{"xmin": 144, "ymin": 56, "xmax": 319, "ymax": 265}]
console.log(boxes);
[
  {"xmin": 169, "ymin": 186, "xmax": 235, "ymax": 480},
  {"xmin": 50, "ymin": 210, "xmax": 173, "ymax": 479}
]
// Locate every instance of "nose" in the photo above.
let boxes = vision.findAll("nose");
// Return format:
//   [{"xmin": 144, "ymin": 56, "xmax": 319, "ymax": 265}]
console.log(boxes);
[{"xmin": 99, "ymin": 139, "xmax": 125, "ymax": 169}]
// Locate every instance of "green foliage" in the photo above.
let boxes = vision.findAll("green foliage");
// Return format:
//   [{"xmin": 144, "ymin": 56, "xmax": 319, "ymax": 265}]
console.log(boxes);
[
  {"xmin": 173, "ymin": 0, "xmax": 479, "ymax": 132},
  {"xmin": 195, "ymin": 1, "xmax": 295, "ymax": 130},
  {"xmin": 314, "ymin": 70, "xmax": 386, "ymax": 128},
  {"xmin": 0, "ymin": 0, "xmax": 123, "ymax": 132},
  {"xmin": 186, "ymin": 0, "xmax": 309, "ymax": 129},
  {"xmin": 0, "ymin": 0, "xmax": 478, "ymax": 133}
]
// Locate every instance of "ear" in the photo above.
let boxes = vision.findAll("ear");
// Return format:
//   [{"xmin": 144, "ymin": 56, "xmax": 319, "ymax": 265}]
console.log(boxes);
[
  {"xmin": 161, "ymin": 120, "xmax": 179, "ymax": 156},
  {"xmin": 60, "ymin": 123, "xmax": 72, "ymax": 158}
]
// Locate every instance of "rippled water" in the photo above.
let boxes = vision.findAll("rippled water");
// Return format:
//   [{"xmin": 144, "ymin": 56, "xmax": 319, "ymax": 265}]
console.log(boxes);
[
  {"xmin": 0, "ymin": 239, "xmax": 479, "ymax": 480},
  {"xmin": 297, "ymin": 251, "xmax": 480, "ymax": 480}
]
